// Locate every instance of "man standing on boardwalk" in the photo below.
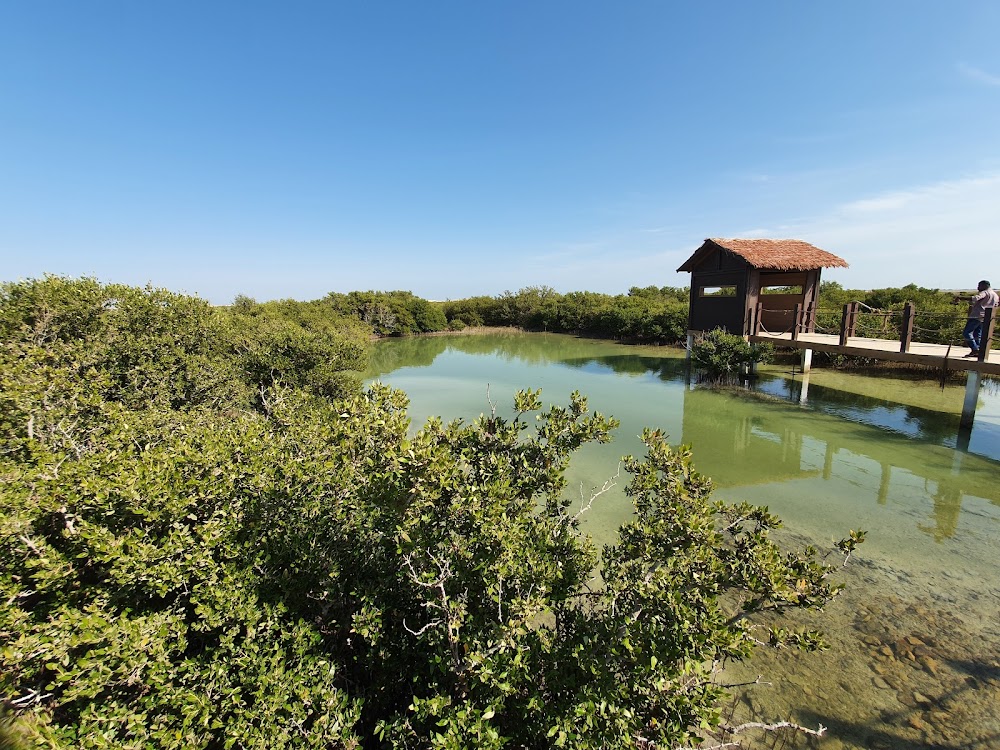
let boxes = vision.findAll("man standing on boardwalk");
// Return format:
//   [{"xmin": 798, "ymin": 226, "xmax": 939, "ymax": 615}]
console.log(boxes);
[{"xmin": 959, "ymin": 280, "xmax": 999, "ymax": 357}]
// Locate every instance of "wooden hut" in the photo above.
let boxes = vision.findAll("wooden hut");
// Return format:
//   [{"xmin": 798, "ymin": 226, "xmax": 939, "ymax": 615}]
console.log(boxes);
[{"xmin": 676, "ymin": 238, "xmax": 848, "ymax": 337}]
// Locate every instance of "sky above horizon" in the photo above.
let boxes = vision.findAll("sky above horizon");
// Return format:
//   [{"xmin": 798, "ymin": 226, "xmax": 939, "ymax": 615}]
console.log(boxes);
[{"xmin": 2, "ymin": 2, "xmax": 999, "ymax": 304}]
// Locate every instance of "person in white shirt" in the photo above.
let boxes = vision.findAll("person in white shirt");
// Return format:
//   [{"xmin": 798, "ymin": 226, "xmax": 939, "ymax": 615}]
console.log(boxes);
[{"xmin": 960, "ymin": 280, "xmax": 999, "ymax": 357}]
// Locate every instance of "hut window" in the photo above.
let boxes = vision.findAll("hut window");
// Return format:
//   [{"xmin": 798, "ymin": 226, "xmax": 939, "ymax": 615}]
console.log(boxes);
[
  {"xmin": 700, "ymin": 285, "xmax": 737, "ymax": 298},
  {"xmin": 761, "ymin": 284, "xmax": 803, "ymax": 295}
]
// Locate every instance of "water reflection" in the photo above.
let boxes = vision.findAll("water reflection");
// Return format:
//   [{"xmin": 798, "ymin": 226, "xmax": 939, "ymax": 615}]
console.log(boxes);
[
  {"xmin": 365, "ymin": 331, "xmax": 668, "ymax": 377},
  {"xmin": 756, "ymin": 374, "xmax": 963, "ymax": 444},
  {"xmin": 678, "ymin": 385, "xmax": 1000, "ymax": 542},
  {"xmin": 561, "ymin": 354, "xmax": 687, "ymax": 380},
  {"xmin": 368, "ymin": 335, "xmax": 1000, "ymax": 545}
]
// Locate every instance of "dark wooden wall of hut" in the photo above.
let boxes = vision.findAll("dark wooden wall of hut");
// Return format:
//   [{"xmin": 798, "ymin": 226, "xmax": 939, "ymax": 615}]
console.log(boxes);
[
  {"xmin": 686, "ymin": 253, "xmax": 822, "ymax": 335},
  {"xmin": 686, "ymin": 250, "xmax": 751, "ymax": 333}
]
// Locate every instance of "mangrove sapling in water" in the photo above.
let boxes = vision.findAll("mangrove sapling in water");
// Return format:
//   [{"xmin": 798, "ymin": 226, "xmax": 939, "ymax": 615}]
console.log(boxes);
[{"xmin": 692, "ymin": 327, "xmax": 775, "ymax": 383}]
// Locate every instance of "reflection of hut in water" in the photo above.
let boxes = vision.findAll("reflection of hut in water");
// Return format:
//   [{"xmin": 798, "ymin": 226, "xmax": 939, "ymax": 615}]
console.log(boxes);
[
  {"xmin": 677, "ymin": 238, "xmax": 849, "ymax": 336},
  {"xmin": 922, "ymin": 476, "xmax": 964, "ymax": 542},
  {"xmin": 680, "ymin": 386, "xmax": 1000, "ymax": 541},
  {"xmin": 680, "ymin": 388, "xmax": 819, "ymax": 489}
]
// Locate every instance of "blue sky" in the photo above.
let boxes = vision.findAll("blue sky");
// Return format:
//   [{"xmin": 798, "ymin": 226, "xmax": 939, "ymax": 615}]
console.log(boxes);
[{"xmin": 2, "ymin": 2, "xmax": 999, "ymax": 303}]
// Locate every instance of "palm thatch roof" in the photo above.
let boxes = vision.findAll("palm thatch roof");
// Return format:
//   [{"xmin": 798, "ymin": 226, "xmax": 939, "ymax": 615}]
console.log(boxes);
[{"xmin": 677, "ymin": 238, "xmax": 849, "ymax": 273}]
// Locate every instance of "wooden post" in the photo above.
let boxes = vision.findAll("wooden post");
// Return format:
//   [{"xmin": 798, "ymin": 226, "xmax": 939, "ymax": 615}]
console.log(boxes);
[
  {"xmin": 961, "ymin": 370, "xmax": 982, "ymax": 428},
  {"xmin": 978, "ymin": 307, "xmax": 995, "ymax": 362},
  {"xmin": 801, "ymin": 348, "xmax": 812, "ymax": 373},
  {"xmin": 839, "ymin": 303, "xmax": 851, "ymax": 346},
  {"xmin": 899, "ymin": 302, "xmax": 914, "ymax": 353},
  {"xmin": 754, "ymin": 302, "xmax": 763, "ymax": 335},
  {"xmin": 848, "ymin": 301, "xmax": 859, "ymax": 338},
  {"xmin": 791, "ymin": 303, "xmax": 802, "ymax": 341}
]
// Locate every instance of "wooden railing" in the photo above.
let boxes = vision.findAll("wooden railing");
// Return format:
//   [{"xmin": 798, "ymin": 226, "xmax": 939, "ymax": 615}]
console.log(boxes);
[{"xmin": 752, "ymin": 302, "xmax": 996, "ymax": 362}]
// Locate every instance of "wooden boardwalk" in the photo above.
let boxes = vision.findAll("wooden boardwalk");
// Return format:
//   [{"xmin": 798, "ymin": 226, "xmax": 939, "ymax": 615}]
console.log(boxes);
[{"xmin": 748, "ymin": 331, "xmax": 1000, "ymax": 376}]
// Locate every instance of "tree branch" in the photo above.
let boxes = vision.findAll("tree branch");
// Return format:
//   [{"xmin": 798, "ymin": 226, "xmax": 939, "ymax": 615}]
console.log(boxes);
[
  {"xmin": 573, "ymin": 463, "xmax": 621, "ymax": 520},
  {"xmin": 728, "ymin": 720, "xmax": 826, "ymax": 737}
]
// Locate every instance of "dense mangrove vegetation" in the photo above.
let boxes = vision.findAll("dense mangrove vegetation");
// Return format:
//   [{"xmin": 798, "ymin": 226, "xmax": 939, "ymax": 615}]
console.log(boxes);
[
  {"xmin": 290, "ymin": 283, "xmax": 989, "ymax": 353},
  {"xmin": 1, "ymin": 276, "xmax": 867, "ymax": 749}
]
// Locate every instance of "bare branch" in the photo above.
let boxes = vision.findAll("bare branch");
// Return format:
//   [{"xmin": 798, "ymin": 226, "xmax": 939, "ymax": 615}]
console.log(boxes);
[
  {"xmin": 258, "ymin": 384, "xmax": 271, "ymax": 417},
  {"xmin": 728, "ymin": 720, "xmax": 826, "ymax": 737},
  {"xmin": 38, "ymin": 453, "xmax": 70, "ymax": 481},
  {"xmin": 402, "ymin": 552, "xmax": 453, "ymax": 589},
  {"xmin": 574, "ymin": 463, "xmax": 621, "ymax": 520},
  {"xmin": 19, "ymin": 534, "xmax": 43, "ymax": 557},
  {"xmin": 486, "ymin": 383, "xmax": 497, "ymax": 419},
  {"xmin": 59, "ymin": 505, "xmax": 77, "ymax": 535},
  {"xmin": 11, "ymin": 688, "xmax": 53, "ymax": 708},
  {"xmin": 716, "ymin": 674, "xmax": 771, "ymax": 689},
  {"xmin": 57, "ymin": 423, "xmax": 84, "ymax": 459},
  {"xmin": 403, "ymin": 618, "xmax": 440, "ymax": 637},
  {"xmin": 721, "ymin": 514, "xmax": 751, "ymax": 533}
]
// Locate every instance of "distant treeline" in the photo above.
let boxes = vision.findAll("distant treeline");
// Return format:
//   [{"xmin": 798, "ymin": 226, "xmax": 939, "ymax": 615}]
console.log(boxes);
[
  {"xmin": 252, "ymin": 285, "xmax": 689, "ymax": 342},
  {"xmin": 284, "ymin": 282, "xmax": 981, "ymax": 347},
  {"xmin": 232, "ymin": 286, "xmax": 691, "ymax": 342},
  {"xmin": 441, "ymin": 285, "xmax": 690, "ymax": 341}
]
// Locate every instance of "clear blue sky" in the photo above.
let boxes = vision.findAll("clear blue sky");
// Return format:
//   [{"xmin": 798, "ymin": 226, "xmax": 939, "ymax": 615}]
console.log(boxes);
[{"xmin": 2, "ymin": 1, "xmax": 999, "ymax": 303}]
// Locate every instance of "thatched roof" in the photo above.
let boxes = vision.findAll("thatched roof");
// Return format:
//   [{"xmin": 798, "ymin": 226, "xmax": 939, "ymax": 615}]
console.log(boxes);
[{"xmin": 677, "ymin": 238, "xmax": 849, "ymax": 273}]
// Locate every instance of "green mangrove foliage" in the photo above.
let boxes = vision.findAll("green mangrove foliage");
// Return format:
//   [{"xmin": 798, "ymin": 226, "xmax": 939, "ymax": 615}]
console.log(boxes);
[
  {"xmin": 323, "ymin": 291, "xmax": 448, "ymax": 337},
  {"xmin": 442, "ymin": 285, "xmax": 690, "ymax": 342},
  {"xmin": 691, "ymin": 327, "xmax": 775, "ymax": 380},
  {"xmin": 223, "ymin": 295, "xmax": 370, "ymax": 404},
  {"xmin": 284, "ymin": 281, "xmax": 981, "ymax": 352},
  {"xmin": 2, "ymin": 276, "xmax": 860, "ymax": 749},
  {"xmin": 314, "ymin": 285, "xmax": 691, "ymax": 343}
]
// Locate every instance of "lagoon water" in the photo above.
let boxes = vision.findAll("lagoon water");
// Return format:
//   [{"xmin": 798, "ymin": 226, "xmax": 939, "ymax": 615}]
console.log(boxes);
[{"xmin": 366, "ymin": 332, "xmax": 1000, "ymax": 750}]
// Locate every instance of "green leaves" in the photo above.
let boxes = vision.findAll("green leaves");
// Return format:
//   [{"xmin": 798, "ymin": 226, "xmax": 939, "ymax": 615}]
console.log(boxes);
[
  {"xmin": 218, "ymin": 297, "xmax": 370, "ymax": 404},
  {"xmin": 439, "ymin": 285, "xmax": 691, "ymax": 342},
  {"xmin": 691, "ymin": 327, "xmax": 774, "ymax": 380},
  {"xmin": 0, "ymin": 277, "xmax": 860, "ymax": 749},
  {"xmin": 1, "ymin": 401, "xmax": 366, "ymax": 747}
]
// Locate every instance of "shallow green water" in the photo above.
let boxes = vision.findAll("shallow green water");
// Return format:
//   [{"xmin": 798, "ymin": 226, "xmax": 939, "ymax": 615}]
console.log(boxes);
[{"xmin": 365, "ymin": 332, "xmax": 1000, "ymax": 750}]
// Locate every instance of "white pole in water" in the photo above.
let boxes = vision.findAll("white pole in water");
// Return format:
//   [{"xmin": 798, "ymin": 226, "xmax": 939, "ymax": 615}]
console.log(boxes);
[
  {"xmin": 960, "ymin": 370, "xmax": 981, "ymax": 430},
  {"xmin": 801, "ymin": 348, "xmax": 812, "ymax": 373},
  {"xmin": 684, "ymin": 332, "xmax": 694, "ymax": 387}
]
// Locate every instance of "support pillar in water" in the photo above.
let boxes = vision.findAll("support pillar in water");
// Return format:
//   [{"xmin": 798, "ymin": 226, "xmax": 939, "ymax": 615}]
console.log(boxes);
[
  {"xmin": 801, "ymin": 348, "xmax": 813, "ymax": 373},
  {"xmin": 684, "ymin": 333, "xmax": 694, "ymax": 387},
  {"xmin": 960, "ymin": 370, "xmax": 981, "ymax": 431}
]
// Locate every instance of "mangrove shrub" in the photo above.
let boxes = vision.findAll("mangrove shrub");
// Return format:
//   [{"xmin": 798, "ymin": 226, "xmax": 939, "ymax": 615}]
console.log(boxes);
[
  {"xmin": 1, "ymin": 277, "xmax": 859, "ymax": 749},
  {"xmin": 691, "ymin": 327, "xmax": 774, "ymax": 380}
]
